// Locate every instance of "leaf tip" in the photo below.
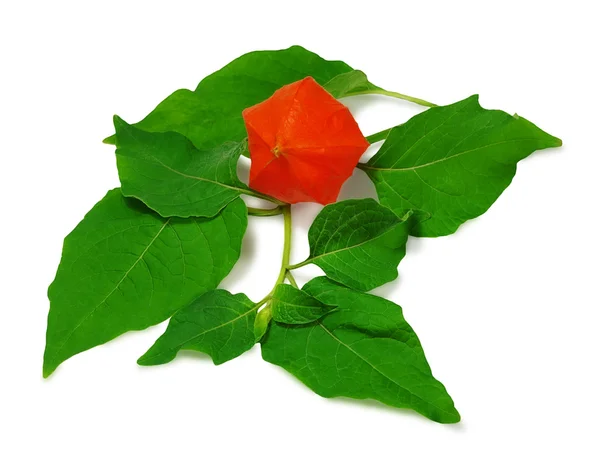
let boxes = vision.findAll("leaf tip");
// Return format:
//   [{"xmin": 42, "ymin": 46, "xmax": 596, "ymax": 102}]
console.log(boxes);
[
  {"xmin": 112, "ymin": 114, "xmax": 127, "ymax": 128},
  {"xmin": 447, "ymin": 407, "xmax": 461, "ymax": 424},
  {"xmin": 429, "ymin": 403, "xmax": 461, "ymax": 424},
  {"xmin": 288, "ymin": 44, "xmax": 307, "ymax": 52},
  {"xmin": 136, "ymin": 353, "xmax": 151, "ymax": 366},
  {"xmin": 42, "ymin": 363, "xmax": 54, "ymax": 379},
  {"xmin": 468, "ymin": 93, "xmax": 481, "ymax": 104},
  {"xmin": 102, "ymin": 135, "xmax": 116, "ymax": 145}
]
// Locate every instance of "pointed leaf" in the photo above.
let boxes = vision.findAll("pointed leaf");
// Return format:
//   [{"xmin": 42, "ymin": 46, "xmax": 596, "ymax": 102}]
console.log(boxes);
[
  {"xmin": 114, "ymin": 116, "xmax": 252, "ymax": 218},
  {"xmin": 138, "ymin": 290, "xmax": 258, "ymax": 366},
  {"xmin": 297, "ymin": 199, "xmax": 411, "ymax": 291},
  {"xmin": 271, "ymin": 284, "xmax": 336, "ymax": 324},
  {"xmin": 104, "ymin": 46, "xmax": 355, "ymax": 149},
  {"xmin": 43, "ymin": 190, "xmax": 247, "ymax": 377},
  {"xmin": 361, "ymin": 95, "xmax": 562, "ymax": 237},
  {"xmin": 322, "ymin": 70, "xmax": 380, "ymax": 98},
  {"xmin": 261, "ymin": 278, "xmax": 459, "ymax": 424}
]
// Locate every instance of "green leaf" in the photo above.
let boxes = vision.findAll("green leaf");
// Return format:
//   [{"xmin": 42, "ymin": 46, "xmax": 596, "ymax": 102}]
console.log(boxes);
[
  {"xmin": 254, "ymin": 304, "xmax": 272, "ymax": 343},
  {"xmin": 114, "ymin": 116, "xmax": 253, "ymax": 218},
  {"xmin": 360, "ymin": 95, "xmax": 562, "ymax": 237},
  {"xmin": 271, "ymin": 284, "xmax": 336, "ymax": 325},
  {"xmin": 102, "ymin": 89, "xmax": 207, "ymax": 146},
  {"xmin": 294, "ymin": 199, "xmax": 411, "ymax": 291},
  {"xmin": 104, "ymin": 45, "xmax": 355, "ymax": 149},
  {"xmin": 138, "ymin": 290, "xmax": 258, "ymax": 366},
  {"xmin": 261, "ymin": 277, "xmax": 459, "ymax": 424},
  {"xmin": 43, "ymin": 190, "xmax": 247, "ymax": 377},
  {"xmin": 322, "ymin": 70, "xmax": 380, "ymax": 98}
]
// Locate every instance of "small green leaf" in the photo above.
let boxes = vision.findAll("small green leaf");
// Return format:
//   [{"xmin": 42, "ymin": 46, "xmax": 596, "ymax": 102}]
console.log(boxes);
[
  {"xmin": 103, "ymin": 90, "xmax": 208, "ymax": 146},
  {"xmin": 114, "ymin": 116, "xmax": 252, "ymax": 218},
  {"xmin": 43, "ymin": 190, "xmax": 247, "ymax": 377},
  {"xmin": 361, "ymin": 95, "xmax": 562, "ymax": 237},
  {"xmin": 271, "ymin": 284, "xmax": 336, "ymax": 324},
  {"xmin": 104, "ymin": 45, "xmax": 355, "ymax": 149},
  {"xmin": 322, "ymin": 70, "xmax": 380, "ymax": 98},
  {"xmin": 295, "ymin": 199, "xmax": 411, "ymax": 291},
  {"xmin": 254, "ymin": 304, "xmax": 272, "ymax": 343},
  {"xmin": 261, "ymin": 277, "xmax": 459, "ymax": 424},
  {"xmin": 138, "ymin": 290, "xmax": 259, "ymax": 366}
]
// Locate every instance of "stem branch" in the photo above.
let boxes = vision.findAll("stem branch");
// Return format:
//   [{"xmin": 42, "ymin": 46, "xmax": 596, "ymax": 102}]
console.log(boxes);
[
  {"xmin": 247, "ymin": 206, "xmax": 284, "ymax": 217},
  {"xmin": 257, "ymin": 204, "xmax": 297, "ymax": 306},
  {"xmin": 285, "ymin": 271, "xmax": 298, "ymax": 288},
  {"xmin": 287, "ymin": 260, "xmax": 309, "ymax": 270},
  {"xmin": 365, "ymin": 127, "xmax": 395, "ymax": 144},
  {"xmin": 274, "ymin": 205, "xmax": 293, "ymax": 286},
  {"xmin": 244, "ymin": 190, "xmax": 286, "ymax": 206},
  {"xmin": 340, "ymin": 88, "xmax": 437, "ymax": 108}
]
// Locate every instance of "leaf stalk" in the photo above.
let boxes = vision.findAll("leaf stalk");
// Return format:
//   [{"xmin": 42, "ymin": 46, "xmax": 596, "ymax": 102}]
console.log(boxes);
[
  {"xmin": 340, "ymin": 88, "xmax": 437, "ymax": 108},
  {"xmin": 259, "ymin": 204, "xmax": 295, "ymax": 305},
  {"xmin": 275, "ymin": 205, "xmax": 293, "ymax": 286},
  {"xmin": 247, "ymin": 206, "xmax": 284, "ymax": 216},
  {"xmin": 365, "ymin": 127, "xmax": 395, "ymax": 144}
]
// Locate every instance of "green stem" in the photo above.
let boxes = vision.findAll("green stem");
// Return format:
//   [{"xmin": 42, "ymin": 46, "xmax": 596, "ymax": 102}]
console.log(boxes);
[
  {"xmin": 256, "ymin": 296, "xmax": 270, "ymax": 307},
  {"xmin": 365, "ymin": 127, "xmax": 395, "ymax": 144},
  {"xmin": 274, "ymin": 205, "xmax": 293, "ymax": 286},
  {"xmin": 340, "ymin": 88, "xmax": 437, "ymax": 108},
  {"xmin": 258, "ymin": 204, "xmax": 295, "ymax": 306},
  {"xmin": 244, "ymin": 190, "xmax": 286, "ymax": 206},
  {"xmin": 285, "ymin": 271, "xmax": 298, "ymax": 288},
  {"xmin": 359, "ymin": 91, "xmax": 436, "ymax": 145},
  {"xmin": 287, "ymin": 260, "xmax": 309, "ymax": 271},
  {"xmin": 247, "ymin": 206, "xmax": 284, "ymax": 217}
]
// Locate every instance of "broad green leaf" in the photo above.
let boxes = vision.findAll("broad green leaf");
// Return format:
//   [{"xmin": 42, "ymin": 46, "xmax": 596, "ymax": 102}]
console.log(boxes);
[
  {"xmin": 271, "ymin": 284, "xmax": 336, "ymax": 325},
  {"xmin": 43, "ymin": 190, "xmax": 247, "ymax": 377},
  {"xmin": 295, "ymin": 199, "xmax": 411, "ymax": 291},
  {"xmin": 360, "ymin": 95, "xmax": 562, "ymax": 237},
  {"xmin": 114, "ymin": 116, "xmax": 254, "ymax": 218},
  {"xmin": 104, "ymin": 45, "xmax": 355, "ymax": 149},
  {"xmin": 138, "ymin": 290, "xmax": 258, "ymax": 366},
  {"xmin": 322, "ymin": 70, "xmax": 380, "ymax": 98},
  {"xmin": 261, "ymin": 277, "xmax": 459, "ymax": 424},
  {"xmin": 254, "ymin": 304, "xmax": 272, "ymax": 343}
]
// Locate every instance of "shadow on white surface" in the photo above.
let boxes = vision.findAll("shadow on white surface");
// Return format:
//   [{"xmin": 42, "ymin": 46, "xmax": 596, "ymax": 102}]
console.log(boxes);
[
  {"xmin": 264, "ymin": 357, "xmax": 469, "ymax": 429},
  {"xmin": 222, "ymin": 217, "xmax": 260, "ymax": 287},
  {"xmin": 170, "ymin": 350, "xmax": 213, "ymax": 363},
  {"xmin": 521, "ymin": 141, "xmax": 564, "ymax": 162},
  {"xmin": 237, "ymin": 155, "xmax": 250, "ymax": 185},
  {"xmin": 291, "ymin": 202, "xmax": 322, "ymax": 232},
  {"xmin": 341, "ymin": 93, "xmax": 427, "ymax": 129},
  {"xmin": 330, "ymin": 397, "xmax": 468, "ymax": 432},
  {"xmin": 339, "ymin": 168, "xmax": 378, "ymax": 200}
]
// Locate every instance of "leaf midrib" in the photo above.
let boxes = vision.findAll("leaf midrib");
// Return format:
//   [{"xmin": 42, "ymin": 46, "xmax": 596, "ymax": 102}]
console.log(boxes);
[
  {"xmin": 142, "ymin": 302, "xmax": 260, "ymax": 362},
  {"xmin": 144, "ymin": 155, "xmax": 254, "ymax": 196},
  {"xmin": 317, "ymin": 322, "xmax": 453, "ymax": 418},
  {"xmin": 306, "ymin": 220, "xmax": 403, "ymax": 265},
  {"xmin": 362, "ymin": 138, "xmax": 547, "ymax": 173},
  {"xmin": 52, "ymin": 219, "xmax": 171, "ymax": 361},
  {"xmin": 277, "ymin": 299, "xmax": 325, "ymax": 310}
]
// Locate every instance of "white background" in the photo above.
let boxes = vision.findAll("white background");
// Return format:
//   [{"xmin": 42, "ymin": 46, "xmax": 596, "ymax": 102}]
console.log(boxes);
[{"xmin": 1, "ymin": 1, "xmax": 599, "ymax": 448}]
